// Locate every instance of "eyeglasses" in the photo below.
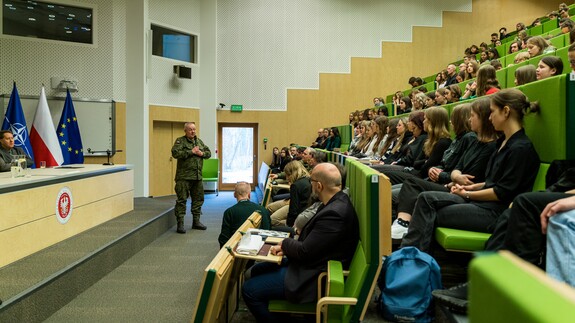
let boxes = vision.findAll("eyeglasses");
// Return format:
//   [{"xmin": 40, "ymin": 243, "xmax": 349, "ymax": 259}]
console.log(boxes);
[{"xmin": 310, "ymin": 178, "xmax": 320, "ymax": 183}]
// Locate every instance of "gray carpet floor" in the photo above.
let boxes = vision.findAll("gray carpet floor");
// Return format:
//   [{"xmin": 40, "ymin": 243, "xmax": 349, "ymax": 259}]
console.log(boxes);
[{"xmin": 42, "ymin": 192, "xmax": 390, "ymax": 322}]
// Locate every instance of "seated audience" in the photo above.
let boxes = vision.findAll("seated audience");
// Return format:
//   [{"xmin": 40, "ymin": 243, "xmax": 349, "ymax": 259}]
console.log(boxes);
[
  {"xmin": 376, "ymin": 106, "xmax": 452, "ymax": 186},
  {"xmin": 535, "ymin": 56, "xmax": 564, "ymax": 80},
  {"xmin": 434, "ymin": 88, "xmax": 449, "ymax": 105},
  {"xmin": 465, "ymin": 61, "xmax": 479, "ymax": 80},
  {"xmin": 218, "ymin": 181, "xmax": 271, "ymax": 248},
  {"xmin": 399, "ymin": 89, "xmax": 541, "ymax": 252},
  {"xmin": 514, "ymin": 65, "xmax": 537, "ymax": 86},
  {"xmin": 372, "ymin": 111, "xmax": 424, "ymax": 168},
  {"xmin": 461, "ymin": 65, "xmax": 500, "ymax": 99},
  {"xmin": 397, "ymin": 96, "xmax": 412, "ymax": 115},
  {"xmin": 490, "ymin": 59, "xmax": 502, "ymax": 71},
  {"xmin": 425, "ymin": 92, "xmax": 437, "ymax": 107},
  {"xmin": 392, "ymin": 99, "xmax": 498, "ymax": 238},
  {"xmin": 445, "ymin": 84, "xmax": 462, "ymax": 104},
  {"xmin": 378, "ymin": 118, "xmax": 409, "ymax": 163},
  {"xmin": 487, "ymin": 48, "xmax": 500, "ymax": 61},
  {"xmin": 310, "ymin": 128, "xmax": 324, "ymax": 148},
  {"xmin": 242, "ymin": 163, "xmax": 359, "ymax": 322},
  {"xmin": 412, "ymin": 92, "xmax": 427, "ymax": 111},
  {"xmin": 372, "ymin": 116, "xmax": 389, "ymax": 160},
  {"xmin": 270, "ymin": 147, "xmax": 281, "ymax": 170},
  {"xmin": 444, "ymin": 64, "xmax": 459, "ymax": 86},
  {"xmin": 324, "ymin": 127, "xmax": 342, "ymax": 151},
  {"xmin": 435, "ymin": 72, "xmax": 446, "ymax": 89},
  {"xmin": 266, "ymin": 161, "xmax": 311, "ymax": 227},
  {"xmin": 508, "ymin": 41, "xmax": 521, "ymax": 54},
  {"xmin": 527, "ymin": 36, "xmax": 555, "ymax": 58},
  {"xmin": 513, "ymin": 51, "xmax": 530, "ymax": 64}
]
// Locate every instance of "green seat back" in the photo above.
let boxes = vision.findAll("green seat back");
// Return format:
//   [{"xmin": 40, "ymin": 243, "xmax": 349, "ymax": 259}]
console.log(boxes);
[
  {"xmin": 336, "ymin": 124, "xmax": 352, "ymax": 145},
  {"xmin": 542, "ymin": 19, "xmax": 558, "ymax": 33},
  {"xmin": 202, "ymin": 158, "xmax": 219, "ymax": 181},
  {"xmin": 527, "ymin": 24, "xmax": 543, "ymax": 37},
  {"xmin": 517, "ymin": 74, "xmax": 568, "ymax": 163},
  {"xmin": 549, "ymin": 33, "xmax": 566, "ymax": 49},
  {"xmin": 555, "ymin": 46, "xmax": 570, "ymax": 75},
  {"xmin": 496, "ymin": 68, "xmax": 507, "ymax": 89},
  {"xmin": 533, "ymin": 163, "xmax": 550, "ymax": 191},
  {"xmin": 469, "ymin": 252, "xmax": 575, "ymax": 323}
]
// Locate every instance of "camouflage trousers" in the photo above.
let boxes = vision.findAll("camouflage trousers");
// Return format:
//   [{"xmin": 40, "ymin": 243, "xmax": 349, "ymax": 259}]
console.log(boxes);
[{"xmin": 175, "ymin": 180, "xmax": 205, "ymax": 222}]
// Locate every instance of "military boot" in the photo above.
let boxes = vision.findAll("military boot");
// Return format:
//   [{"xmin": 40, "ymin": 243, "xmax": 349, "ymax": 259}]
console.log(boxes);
[
  {"xmin": 192, "ymin": 218, "xmax": 207, "ymax": 230},
  {"xmin": 176, "ymin": 219, "xmax": 186, "ymax": 234}
]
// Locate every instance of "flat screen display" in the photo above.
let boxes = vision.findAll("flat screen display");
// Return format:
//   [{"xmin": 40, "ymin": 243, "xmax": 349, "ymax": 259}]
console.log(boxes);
[{"xmin": 2, "ymin": 0, "xmax": 93, "ymax": 44}]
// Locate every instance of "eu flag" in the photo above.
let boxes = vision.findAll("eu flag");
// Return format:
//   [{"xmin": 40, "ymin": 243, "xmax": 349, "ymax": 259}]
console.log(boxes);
[
  {"xmin": 2, "ymin": 82, "xmax": 35, "ymax": 163},
  {"xmin": 56, "ymin": 89, "xmax": 84, "ymax": 164}
]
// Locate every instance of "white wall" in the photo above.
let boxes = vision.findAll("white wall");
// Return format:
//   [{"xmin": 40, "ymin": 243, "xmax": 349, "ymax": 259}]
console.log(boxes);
[{"xmin": 216, "ymin": 0, "xmax": 472, "ymax": 111}]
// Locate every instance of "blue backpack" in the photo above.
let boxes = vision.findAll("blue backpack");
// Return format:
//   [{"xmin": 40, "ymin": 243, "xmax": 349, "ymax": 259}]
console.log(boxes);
[{"xmin": 378, "ymin": 247, "xmax": 442, "ymax": 322}]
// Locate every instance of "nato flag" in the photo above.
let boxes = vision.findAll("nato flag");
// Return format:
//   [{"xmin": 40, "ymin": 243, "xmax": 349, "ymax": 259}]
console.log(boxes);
[
  {"xmin": 2, "ymin": 82, "xmax": 35, "ymax": 163},
  {"xmin": 56, "ymin": 89, "xmax": 84, "ymax": 164}
]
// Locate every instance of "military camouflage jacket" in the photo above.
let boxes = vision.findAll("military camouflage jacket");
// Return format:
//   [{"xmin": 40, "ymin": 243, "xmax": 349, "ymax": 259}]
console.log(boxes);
[{"xmin": 171, "ymin": 135, "xmax": 212, "ymax": 181}]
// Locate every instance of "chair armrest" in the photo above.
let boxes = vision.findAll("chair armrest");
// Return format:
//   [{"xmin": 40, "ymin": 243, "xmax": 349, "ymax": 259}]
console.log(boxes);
[
  {"xmin": 316, "ymin": 297, "xmax": 358, "ymax": 323},
  {"xmin": 327, "ymin": 260, "xmax": 345, "ymax": 297}
]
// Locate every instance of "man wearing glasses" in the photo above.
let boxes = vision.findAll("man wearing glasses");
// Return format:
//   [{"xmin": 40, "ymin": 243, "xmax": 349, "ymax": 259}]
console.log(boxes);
[{"xmin": 242, "ymin": 163, "xmax": 359, "ymax": 321}]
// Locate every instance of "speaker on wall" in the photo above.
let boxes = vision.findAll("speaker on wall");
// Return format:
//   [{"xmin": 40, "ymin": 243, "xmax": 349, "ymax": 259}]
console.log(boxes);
[{"xmin": 173, "ymin": 65, "xmax": 192, "ymax": 79}]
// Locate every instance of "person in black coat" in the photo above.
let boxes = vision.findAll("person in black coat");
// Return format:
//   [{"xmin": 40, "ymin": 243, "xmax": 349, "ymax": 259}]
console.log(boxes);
[{"xmin": 242, "ymin": 163, "xmax": 359, "ymax": 322}]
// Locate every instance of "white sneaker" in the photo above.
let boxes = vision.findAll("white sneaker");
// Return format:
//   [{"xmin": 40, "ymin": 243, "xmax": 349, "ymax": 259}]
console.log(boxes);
[{"xmin": 391, "ymin": 218, "xmax": 409, "ymax": 239}]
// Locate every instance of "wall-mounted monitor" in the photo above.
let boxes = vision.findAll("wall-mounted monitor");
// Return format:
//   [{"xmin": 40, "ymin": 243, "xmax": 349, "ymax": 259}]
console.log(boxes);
[{"xmin": 1, "ymin": 0, "xmax": 94, "ymax": 44}]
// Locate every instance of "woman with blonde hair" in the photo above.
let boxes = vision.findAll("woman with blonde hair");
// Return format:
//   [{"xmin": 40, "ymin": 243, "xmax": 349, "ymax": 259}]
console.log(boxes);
[{"xmin": 267, "ymin": 160, "xmax": 311, "ymax": 227}]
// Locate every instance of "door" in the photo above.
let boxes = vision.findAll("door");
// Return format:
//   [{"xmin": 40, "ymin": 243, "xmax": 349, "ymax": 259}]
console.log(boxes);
[
  {"xmin": 218, "ymin": 123, "xmax": 258, "ymax": 191},
  {"xmin": 150, "ymin": 121, "xmax": 183, "ymax": 197}
]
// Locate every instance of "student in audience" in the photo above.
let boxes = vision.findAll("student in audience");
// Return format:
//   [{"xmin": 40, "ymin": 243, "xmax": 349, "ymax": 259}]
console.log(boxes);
[
  {"xmin": 465, "ymin": 61, "xmax": 479, "ymax": 80},
  {"xmin": 243, "ymin": 163, "xmax": 358, "ymax": 322},
  {"xmin": 397, "ymin": 96, "xmax": 412, "ymax": 115},
  {"xmin": 456, "ymin": 70, "xmax": 466, "ymax": 83},
  {"xmin": 514, "ymin": 65, "xmax": 537, "ymax": 86},
  {"xmin": 270, "ymin": 147, "xmax": 281, "ymax": 171},
  {"xmin": 445, "ymin": 64, "xmax": 459, "ymax": 86},
  {"xmin": 435, "ymin": 88, "xmax": 449, "ymax": 106},
  {"xmin": 516, "ymin": 22, "xmax": 526, "ymax": 32},
  {"xmin": 487, "ymin": 48, "xmax": 500, "ymax": 61},
  {"xmin": 349, "ymin": 121, "xmax": 371, "ymax": 157},
  {"xmin": 479, "ymin": 51, "xmax": 490, "ymax": 64},
  {"xmin": 218, "ymin": 182, "xmax": 271, "ymax": 248},
  {"xmin": 513, "ymin": 51, "xmax": 530, "ymax": 64},
  {"xmin": 377, "ymin": 106, "xmax": 388, "ymax": 116},
  {"xmin": 490, "ymin": 59, "xmax": 503, "ymax": 71},
  {"xmin": 278, "ymin": 147, "xmax": 291, "ymax": 172},
  {"xmin": 373, "ymin": 111, "xmax": 425, "ymax": 168},
  {"xmin": 462, "ymin": 65, "xmax": 500, "ymax": 99},
  {"xmin": 458, "ymin": 62, "xmax": 467, "ymax": 73},
  {"xmin": 363, "ymin": 108, "xmax": 375, "ymax": 121},
  {"xmin": 445, "ymin": 84, "xmax": 462, "ymax": 104},
  {"xmin": 348, "ymin": 123, "xmax": 361, "ymax": 153},
  {"xmin": 548, "ymin": 11, "xmax": 560, "ymax": 20},
  {"xmin": 470, "ymin": 45, "xmax": 480, "ymax": 55},
  {"xmin": 392, "ymin": 91, "xmax": 403, "ymax": 107},
  {"xmin": 527, "ymin": 36, "xmax": 555, "ymax": 58},
  {"xmin": 425, "ymin": 92, "xmax": 437, "ymax": 107},
  {"xmin": 373, "ymin": 97, "xmax": 385, "ymax": 108},
  {"xmin": 560, "ymin": 18, "xmax": 574, "ymax": 34},
  {"xmin": 494, "ymin": 40, "xmax": 502, "ymax": 47},
  {"xmin": 490, "ymin": 33, "xmax": 499, "ymax": 46},
  {"xmin": 435, "ymin": 72, "xmax": 446, "ymax": 89},
  {"xmin": 377, "ymin": 107, "xmax": 451, "ymax": 185},
  {"xmin": 399, "ymin": 89, "xmax": 541, "ymax": 252},
  {"xmin": 531, "ymin": 18, "xmax": 542, "ymax": 27},
  {"xmin": 267, "ymin": 160, "xmax": 311, "ymax": 228},
  {"xmin": 508, "ymin": 41, "xmax": 521, "ymax": 54},
  {"xmin": 479, "ymin": 42, "xmax": 489, "ymax": 53},
  {"xmin": 499, "ymin": 27, "xmax": 508, "ymax": 40},
  {"xmin": 378, "ymin": 118, "xmax": 404, "ymax": 162},
  {"xmin": 360, "ymin": 120, "xmax": 381, "ymax": 158},
  {"xmin": 412, "ymin": 92, "xmax": 428, "ymax": 111},
  {"xmin": 392, "ymin": 99, "xmax": 498, "ymax": 238},
  {"xmin": 371, "ymin": 116, "xmax": 389, "ymax": 160},
  {"xmin": 324, "ymin": 127, "xmax": 342, "ymax": 151},
  {"xmin": 310, "ymin": 128, "xmax": 324, "ymax": 148},
  {"xmin": 536, "ymin": 56, "xmax": 564, "ymax": 80}
]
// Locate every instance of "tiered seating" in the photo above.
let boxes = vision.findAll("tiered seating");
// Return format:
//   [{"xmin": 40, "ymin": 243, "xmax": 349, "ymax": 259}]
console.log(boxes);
[{"xmin": 267, "ymin": 157, "xmax": 392, "ymax": 322}]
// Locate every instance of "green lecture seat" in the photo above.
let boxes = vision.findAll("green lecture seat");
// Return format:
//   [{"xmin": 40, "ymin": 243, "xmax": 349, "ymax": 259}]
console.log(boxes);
[{"xmin": 202, "ymin": 158, "xmax": 219, "ymax": 196}]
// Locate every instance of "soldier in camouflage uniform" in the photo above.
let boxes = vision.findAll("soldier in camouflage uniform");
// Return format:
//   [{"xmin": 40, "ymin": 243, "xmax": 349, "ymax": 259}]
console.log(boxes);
[{"xmin": 171, "ymin": 122, "xmax": 212, "ymax": 233}]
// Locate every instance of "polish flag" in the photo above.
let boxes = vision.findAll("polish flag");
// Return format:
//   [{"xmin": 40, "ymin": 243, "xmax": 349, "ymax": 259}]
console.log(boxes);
[{"xmin": 30, "ymin": 87, "xmax": 64, "ymax": 167}]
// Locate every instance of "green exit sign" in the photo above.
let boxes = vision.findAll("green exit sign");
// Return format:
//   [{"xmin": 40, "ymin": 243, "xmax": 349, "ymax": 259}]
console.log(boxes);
[{"xmin": 231, "ymin": 104, "xmax": 243, "ymax": 112}]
